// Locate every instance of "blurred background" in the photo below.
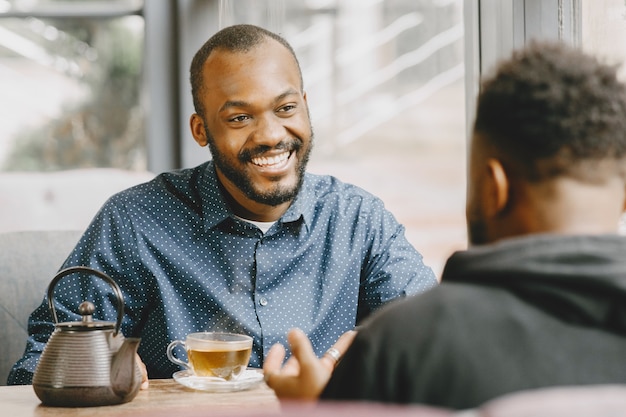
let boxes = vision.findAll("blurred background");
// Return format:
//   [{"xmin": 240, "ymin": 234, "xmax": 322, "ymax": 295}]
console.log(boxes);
[{"xmin": 0, "ymin": 0, "xmax": 624, "ymax": 276}]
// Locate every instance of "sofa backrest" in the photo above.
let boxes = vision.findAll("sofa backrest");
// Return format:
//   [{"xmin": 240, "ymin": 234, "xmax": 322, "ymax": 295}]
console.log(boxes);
[{"xmin": 0, "ymin": 230, "xmax": 82, "ymax": 385}]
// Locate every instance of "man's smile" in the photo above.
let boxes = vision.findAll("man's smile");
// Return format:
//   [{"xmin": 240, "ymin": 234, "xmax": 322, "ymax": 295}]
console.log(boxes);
[{"xmin": 249, "ymin": 150, "xmax": 294, "ymax": 173}]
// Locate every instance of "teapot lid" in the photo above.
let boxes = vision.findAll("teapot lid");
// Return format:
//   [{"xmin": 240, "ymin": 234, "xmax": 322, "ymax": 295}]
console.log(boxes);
[{"xmin": 55, "ymin": 301, "xmax": 116, "ymax": 332}]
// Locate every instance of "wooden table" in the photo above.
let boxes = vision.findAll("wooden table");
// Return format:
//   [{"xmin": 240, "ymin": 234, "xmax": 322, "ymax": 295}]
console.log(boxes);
[{"xmin": 0, "ymin": 379, "xmax": 281, "ymax": 417}]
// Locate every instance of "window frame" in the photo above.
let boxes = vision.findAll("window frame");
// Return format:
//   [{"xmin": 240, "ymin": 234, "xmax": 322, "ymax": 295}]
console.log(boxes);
[{"xmin": 464, "ymin": 0, "xmax": 582, "ymax": 141}]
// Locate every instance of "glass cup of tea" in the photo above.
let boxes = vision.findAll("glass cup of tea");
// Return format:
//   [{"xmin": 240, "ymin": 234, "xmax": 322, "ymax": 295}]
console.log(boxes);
[{"xmin": 166, "ymin": 332, "xmax": 253, "ymax": 380}]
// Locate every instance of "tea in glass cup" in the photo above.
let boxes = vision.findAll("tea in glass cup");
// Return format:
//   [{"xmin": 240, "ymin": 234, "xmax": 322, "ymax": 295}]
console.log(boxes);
[{"xmin": 167, "ymin": 332, "xmax": 253, "ymax": 380}]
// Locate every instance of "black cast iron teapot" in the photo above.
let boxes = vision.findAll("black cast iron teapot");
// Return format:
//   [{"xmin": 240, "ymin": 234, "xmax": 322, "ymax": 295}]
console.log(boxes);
[{"xmin": 32, "ymin": 266, "xmax": 142, "ymax": 407}]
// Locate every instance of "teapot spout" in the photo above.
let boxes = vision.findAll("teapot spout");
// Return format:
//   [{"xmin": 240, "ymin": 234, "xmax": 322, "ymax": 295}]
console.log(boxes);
[{"xmin": 111, "ymin": 337, "xmax": 142, "ymax": 400}]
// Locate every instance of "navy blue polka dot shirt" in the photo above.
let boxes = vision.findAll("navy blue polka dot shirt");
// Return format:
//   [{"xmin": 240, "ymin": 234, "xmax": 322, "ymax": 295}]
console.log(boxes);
[{"xmin": 8, "ymin": 161, "xmax": 436, "ymax": 384}]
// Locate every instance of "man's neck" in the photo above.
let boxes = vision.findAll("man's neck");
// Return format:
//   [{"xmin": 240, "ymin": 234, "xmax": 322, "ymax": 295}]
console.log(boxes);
[
  {"xmin": 227, "ymin": 196, "xmax": 291, "ymax": 222},
  {"xmin": 492, "ymin": 177, "xmax": 625, "ymax": 241}
]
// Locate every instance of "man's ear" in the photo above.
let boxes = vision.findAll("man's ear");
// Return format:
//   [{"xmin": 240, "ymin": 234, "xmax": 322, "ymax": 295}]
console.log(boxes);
[
  {"xmin": 190, "ymin": 113, "xmax": 208, "ymax": 147},
  {"xmin": 484, "ymin": 158, "xmax": 509, "ymax": 217}
]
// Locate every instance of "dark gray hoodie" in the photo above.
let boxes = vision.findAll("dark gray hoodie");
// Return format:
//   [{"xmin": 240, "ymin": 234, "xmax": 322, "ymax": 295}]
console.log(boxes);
[{"xmin": 322, "ymin": 234, "xmax": 626, "ymax": 409}]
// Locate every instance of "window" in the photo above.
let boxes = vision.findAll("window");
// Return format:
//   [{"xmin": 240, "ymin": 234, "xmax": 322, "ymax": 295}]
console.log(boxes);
[
  {"xmin": 0, "ymin": 0, "xmax": 150, "ymax": 233},
  {"xmin": 580, "ymin": 0, "xmax": 626, "ymax": 81},
  {"xmin": 0, "ymin": 0, "xmax": 146, "ymax": 171}
]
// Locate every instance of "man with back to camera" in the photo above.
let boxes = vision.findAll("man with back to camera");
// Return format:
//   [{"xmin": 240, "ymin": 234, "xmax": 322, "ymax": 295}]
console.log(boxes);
[
  {"xmin": 7, "ymin": 24, "xmax": 437, "ymax": 386},
  {"xmin": 263, "ymin": 40, "xmax": 626, "ymax": 409}
]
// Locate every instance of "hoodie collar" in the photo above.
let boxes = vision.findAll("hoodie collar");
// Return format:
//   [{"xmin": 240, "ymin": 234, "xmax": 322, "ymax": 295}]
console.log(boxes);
[{"xmin": 441, "ymin": 234, "xmax": 626, "ymax": 334}]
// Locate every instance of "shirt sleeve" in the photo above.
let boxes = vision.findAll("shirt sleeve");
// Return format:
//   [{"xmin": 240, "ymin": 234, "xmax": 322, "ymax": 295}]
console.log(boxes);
[
  {"xmin": 7, "ymin": 198, "xmax": 147, "ymax": 385},
  {"xmin": 356, "ymin": 197, "xmax": 437, "ymax": 321}
]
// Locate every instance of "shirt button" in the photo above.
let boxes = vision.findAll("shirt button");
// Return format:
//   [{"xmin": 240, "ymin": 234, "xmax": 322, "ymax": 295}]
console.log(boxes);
[{"xmin": 259, "ymin": 297, "xmax": 268, "ymax": 306}]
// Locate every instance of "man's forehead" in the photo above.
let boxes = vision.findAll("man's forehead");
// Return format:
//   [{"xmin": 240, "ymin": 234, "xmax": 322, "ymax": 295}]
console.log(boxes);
[
  {"xmin": 201, "ymin": 50, "xmax": 300, "ymax": 105},
  {"xmin": 205, "ymin": 38, "xmax": 292, "ymax": 68},
  {"xmin": 203, "ymin": 40, "xmax": 300, "ymax": 85}
]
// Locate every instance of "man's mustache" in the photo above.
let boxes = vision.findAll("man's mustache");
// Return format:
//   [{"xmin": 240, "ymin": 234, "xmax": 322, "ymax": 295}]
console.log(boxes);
[{"xmin": 239, "ymin": 139, "xmax": 303, "ymax": 162}]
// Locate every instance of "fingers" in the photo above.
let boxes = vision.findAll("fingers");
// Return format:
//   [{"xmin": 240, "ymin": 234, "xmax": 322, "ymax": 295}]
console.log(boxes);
[
  {"xmin": 335, "ymin": 329, "xmax": 358, "ymax": 351},
  {"xmin": 287, "ymin": 328, "xmax": 319, "ymax": 368},
  {"xmin": 135, "ymin": 353, "xmax": 149, "ymax": 390},
  {"xmin": 281, "ymin": 354, "xmax": 302, "ymax": 375},
  {"xmin": 323, "ymin": 347, "xmax": 341, "ymax": 366},
  {"xmin": 320, "ymin": 329, "xmax": 357, "ymax": 370},
  {"xmin": 263, "ymin": 342, "xmax": 287, "ymax": 381},
  {"xmin": 264, "ymin": 328, "xmax": 331, "ymax": 401}
]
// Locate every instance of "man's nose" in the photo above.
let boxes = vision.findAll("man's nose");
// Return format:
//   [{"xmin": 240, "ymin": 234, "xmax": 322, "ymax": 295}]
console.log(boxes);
[{"xmin": 251, "ymin": 113, "xmax": 285, "ymax": 146}]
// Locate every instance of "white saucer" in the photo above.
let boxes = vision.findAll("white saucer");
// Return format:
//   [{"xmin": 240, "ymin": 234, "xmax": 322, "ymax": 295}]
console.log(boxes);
[{"xmin": 172, "ymin": 369, "xmax": 264, "ymax": 392}]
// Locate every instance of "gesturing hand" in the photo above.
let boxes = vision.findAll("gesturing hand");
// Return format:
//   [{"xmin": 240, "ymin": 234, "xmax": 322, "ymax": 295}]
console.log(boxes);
[{"xmin": 262, "ymin": 328, "xmax": 357, "ymax": 401}]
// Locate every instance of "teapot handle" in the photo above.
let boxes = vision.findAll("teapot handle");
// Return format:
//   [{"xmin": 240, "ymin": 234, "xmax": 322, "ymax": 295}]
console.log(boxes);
[{"xmin": 47, "ymin": 266, "xmax": 125, "ymax": 336}]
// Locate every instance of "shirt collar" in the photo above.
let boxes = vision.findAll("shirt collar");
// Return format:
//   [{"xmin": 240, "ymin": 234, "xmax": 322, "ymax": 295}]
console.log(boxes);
[
  {"xmin": 198, "ymin": 161, "xmax": 314, "ymax": 233},
  {"xmin": 280, "ymin": 176, "xmax": 314, "ymax": 233},
  {"xmin": 198, "ymin": 162, "xmax": 232, "ymax": 232}
]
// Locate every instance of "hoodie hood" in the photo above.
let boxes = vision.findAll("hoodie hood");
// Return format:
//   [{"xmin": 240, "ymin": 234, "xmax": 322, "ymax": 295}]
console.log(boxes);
[{"xmin": 441, "ymin": 234, "xmax": 626, "ymax": 335}]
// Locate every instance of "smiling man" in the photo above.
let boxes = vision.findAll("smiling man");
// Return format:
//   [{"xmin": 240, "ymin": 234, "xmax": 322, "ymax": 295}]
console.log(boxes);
[
  {"xmin": 8, "ymin": 24, "xmax": 436, "ymax": 386},
  {"xmin": 188, "ymin": 32, "xmax": 312, "ymax": 221}
]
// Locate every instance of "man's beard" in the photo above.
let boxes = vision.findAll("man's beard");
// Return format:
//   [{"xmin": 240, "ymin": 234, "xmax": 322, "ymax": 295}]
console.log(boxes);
[{"xmin": 205, "ymin": 126, "xmax": 313, "ymax": 207}]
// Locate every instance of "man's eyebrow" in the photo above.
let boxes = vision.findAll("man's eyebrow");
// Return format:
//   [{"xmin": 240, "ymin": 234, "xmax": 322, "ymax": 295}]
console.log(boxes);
[
  {"xmin": 218, "ymin": 89, "xmax": 300, "ymax": 113},
  {"xmin": 219, "ymin": 100, "xmax": 249, "ymax": 113},
  {"xmin": 274, "ymin": 88, "xmax": 299, "ymax": 103}
]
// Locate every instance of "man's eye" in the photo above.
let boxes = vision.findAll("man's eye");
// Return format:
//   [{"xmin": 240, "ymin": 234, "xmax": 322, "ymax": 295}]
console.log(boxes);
[
  {"xmin": 278, "ymin": 104, "xmax": 296, "ymax": 113},
  {"xmin": 229, "ymin": 115, "xmax": 249, "ymax": 122}
]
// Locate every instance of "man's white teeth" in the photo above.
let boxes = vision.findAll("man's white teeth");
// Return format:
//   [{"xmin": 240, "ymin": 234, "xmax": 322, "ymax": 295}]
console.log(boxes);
[{"xmin": 251, "ymin": 151, "xmax": 290, "ymax": 167}]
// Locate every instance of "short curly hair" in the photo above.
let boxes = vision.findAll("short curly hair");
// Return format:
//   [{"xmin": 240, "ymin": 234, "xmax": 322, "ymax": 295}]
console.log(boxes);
[
  {"xmin": 473, "ymin": 40, "xmax": 626, "ymax": 183},
  {"xmin": 189, "ymin": 24, "xmax": 303, "ymax": 117}
]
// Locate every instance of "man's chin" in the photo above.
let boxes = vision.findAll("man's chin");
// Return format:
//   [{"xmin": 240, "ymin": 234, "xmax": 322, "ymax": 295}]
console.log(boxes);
[{"xmin": 248, "ymin": 184, "xmax": 300, "ymax": 206}]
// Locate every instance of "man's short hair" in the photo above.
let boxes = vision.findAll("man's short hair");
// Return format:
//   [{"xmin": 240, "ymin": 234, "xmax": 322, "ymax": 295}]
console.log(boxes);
[
  {"xmin": 189, "ymin": 24, "xmax": 303, "ymax": 116},
  {"xmin": 473, "ymin": 41, "xmax": 626, "ymax": 183}
]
